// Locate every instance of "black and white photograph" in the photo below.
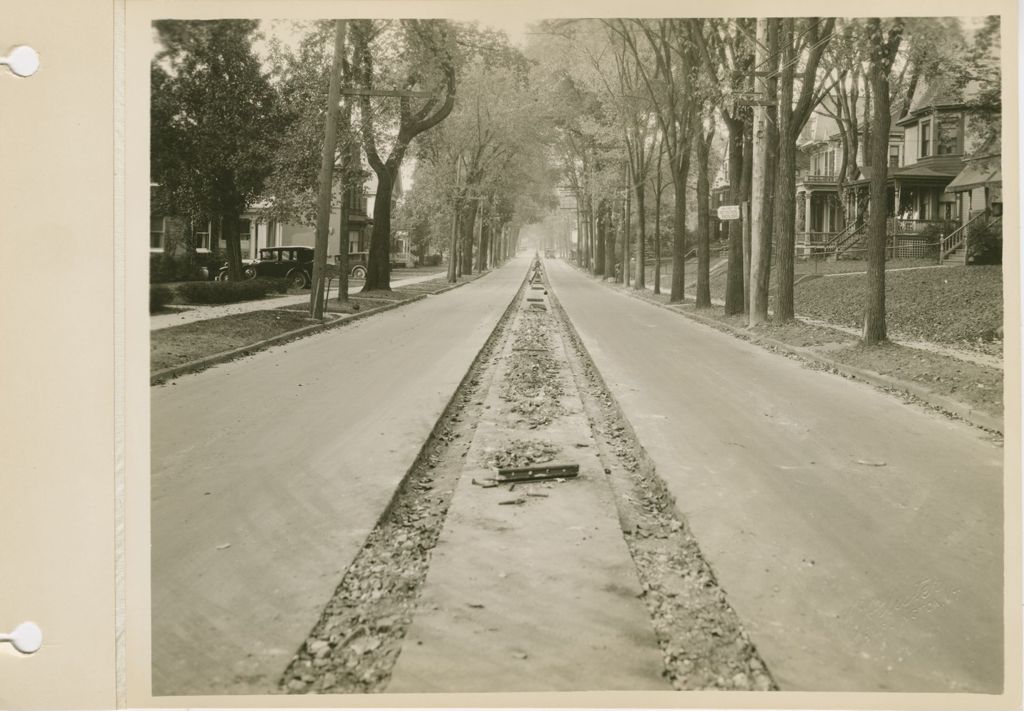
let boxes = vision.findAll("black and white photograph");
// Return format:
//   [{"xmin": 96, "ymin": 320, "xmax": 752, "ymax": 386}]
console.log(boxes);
[{"xmin": 144, "ymin": 6, "xmax": 1014, "ymax": 703}]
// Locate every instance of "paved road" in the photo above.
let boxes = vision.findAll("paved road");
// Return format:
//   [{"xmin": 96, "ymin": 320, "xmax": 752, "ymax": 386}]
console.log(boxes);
[
  {"xmin": 150, "ymin": 256, "xmax": 528, "ymax": 695},
  {"xmin": 546, "ymin": 258, "xmax": 1003, "ymax": 693}
]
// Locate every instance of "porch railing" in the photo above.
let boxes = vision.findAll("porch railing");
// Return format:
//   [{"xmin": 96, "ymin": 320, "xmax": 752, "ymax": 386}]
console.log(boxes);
[
  {"xmin": 887, "ymin": 218, "xmax": 957, "ymax": 235},
  {"xmin": 801, "ymin": 174, "xmax": 838, "ymax": 184},
  {"xmin": 796, "ymin": 231, "xmax": 837, "ymax": 255}
]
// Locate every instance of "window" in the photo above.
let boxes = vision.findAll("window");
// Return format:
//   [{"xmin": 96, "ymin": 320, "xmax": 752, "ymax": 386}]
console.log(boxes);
[
  {"xmin": 936, "ymin": 114, "xmax": 961, "ymax": 155},
  {"xmin": 920, "ymin": 120, "xmax": 932, "ymax": 157},
  {"xmin": 826, "ymin": 150, "xmax": 835, "ymax": 176},
  {"xmin": 239, "ymin": 219, "xmax": 252, "ymax": 244},
  {"xmin": 348, "ymin": 231, "xmax": 361, "ymax": 253},
  {"xmin": 193, "ymin": 221, "xmax": 211, "ymax": 249},
  {"xmin": 150, "ymin": 216, "xmax": 164, "ymax": 249},
  {"xmin": 888, "ymin": 144, "xmax": 900, "ymax": 168},
  {"xmin": 348, "ymin": 188, "xmax": 366, "ymax": 213}
]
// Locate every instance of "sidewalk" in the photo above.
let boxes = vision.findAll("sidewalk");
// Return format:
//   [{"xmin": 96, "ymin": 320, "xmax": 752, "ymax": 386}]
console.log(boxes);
[{"xmin": 150, "ymin": 270, "xmax": 446, "ymax": 331}]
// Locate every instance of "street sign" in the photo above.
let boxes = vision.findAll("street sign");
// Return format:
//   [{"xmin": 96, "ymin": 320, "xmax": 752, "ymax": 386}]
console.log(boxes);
[{"xmin": 717, "ymin": 205, "xmax": 741, "ymax": 221}]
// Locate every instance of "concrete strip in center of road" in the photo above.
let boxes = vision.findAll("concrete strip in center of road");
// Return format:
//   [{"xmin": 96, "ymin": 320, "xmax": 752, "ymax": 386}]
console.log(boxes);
[{"xmin": 387, "ymin": 287, "xmax": 667, "ymax": 693}]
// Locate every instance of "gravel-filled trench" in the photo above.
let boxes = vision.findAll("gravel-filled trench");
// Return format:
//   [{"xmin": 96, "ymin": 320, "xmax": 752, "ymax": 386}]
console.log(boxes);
[{"xmin": 280, "ymin": 260, "xmax": 776, "ymax": 693}]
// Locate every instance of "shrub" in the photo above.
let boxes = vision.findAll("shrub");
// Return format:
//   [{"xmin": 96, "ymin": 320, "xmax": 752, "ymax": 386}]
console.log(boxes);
[
  {"xmin": 177, "ymin": 280, "xmax": 270, "ymax": 304},
  {"xmin": 255, "ymin": 277, "xmax": 289, "ymax": 294},
  {"xmin": 150, "ymin": 285, "xmax": 174, "ymax": 313},
  {"xmin": 421, "ymin": 254, "xmax": 443, "ymax": 267},
  {"xmin": 967, "ymin": 223, "xmax": 1002, "ymax": 265},
  {"xmin": 150, "ymin": 252, "xmax": 221, "ymax": 283}
]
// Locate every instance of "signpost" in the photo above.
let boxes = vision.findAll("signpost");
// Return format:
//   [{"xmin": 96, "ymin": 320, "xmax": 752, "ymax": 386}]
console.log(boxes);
[{"xmin": 717, "ymin": 205, "xmax": 742, "ymax": 221}]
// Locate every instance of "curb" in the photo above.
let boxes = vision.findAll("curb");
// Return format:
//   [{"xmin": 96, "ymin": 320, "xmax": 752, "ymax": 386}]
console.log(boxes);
[
  {"xmin": 583, "ymin": 268, "xmax": 1003, "ymax": 435},
  {"xmin": 151, "ymin": 274, "xmax": 487, "ymax": 385}
]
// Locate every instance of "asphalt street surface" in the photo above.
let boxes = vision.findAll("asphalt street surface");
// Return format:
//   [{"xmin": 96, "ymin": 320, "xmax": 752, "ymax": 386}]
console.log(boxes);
[
  {"xmin": 150, "ymin": 256, "xmax": 529, "ymax": 695},
  {"xmin": 545, "ymin": 258, "xmax": 1003, "ymax": 693},
  {"xmin": 150, "ymin": 253, "xmax": 1003, "ymax": 695}
]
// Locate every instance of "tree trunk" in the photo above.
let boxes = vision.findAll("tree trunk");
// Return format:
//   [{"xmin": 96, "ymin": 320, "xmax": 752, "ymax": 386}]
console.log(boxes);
[
  {"xmin": 695, "ymin": 125, "xmax": 712, "ymax": 308},
  {"xmin": 724, "ymin": 116, "xmax": 745, "ymax": 314},
  {"xmin": 606, "ymin": 200, "xmax": 618, "ymax": 279},
  {"xmin": 477, "ymin": 216, "xmax": 489, "ymax": 272},
  {"xmin": 595, "ymin": 199, "xmax": 606, "ymax": 276},
  {"xmin": 461, "ymin": 200, "xmax": 476, "ymax": 275},
  {"xmin": 653, "ymin": 148, "xmax": 663, "ymax": 295},
  {"xmin": 863, "ymin": 19, "xmax": 899, "ymax": 344},
  {"xmin": 741, "ymin": 122, "xmax": 753, "ymax": 312},
  {"xmin": 363, "ymin": 165, "xmax": 396, "ymax": 291},
  {"xmin": 210, "ymin": 216, "xmax": 222, "ymax": 261},
  {"xmin": 669, "ymin": 171, "xmax": 688, "ymax": 303},
  {"xmin": 589, "ymin": 198, "xmax": 598, "ymax": 273},
  {"xmin": 223, "ymin": 212, "xmax": 243, "ymax": 281},
  {"xmin": 623, "ymin": 178, "xmax": 631, "ymax": 286},
  {"xmin": 336, "ymin": 184, "xmax": 350, "ymax": 302},
  {"xmin": 771, "ymin": 18, "xmax": 797, "ymax": 322},
  {"xmin": 634, "ymin": 181, "xmax": 646, "ymax": 289}
]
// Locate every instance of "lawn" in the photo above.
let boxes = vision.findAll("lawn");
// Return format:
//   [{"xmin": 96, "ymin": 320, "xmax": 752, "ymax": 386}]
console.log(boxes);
[
  {"xmin": 795, "ymin": 265, "xmax": 1002, "ymax": 345},
  {"xmin": 151, "ymin": 310, "xmax": 331, "ymax": 374}
]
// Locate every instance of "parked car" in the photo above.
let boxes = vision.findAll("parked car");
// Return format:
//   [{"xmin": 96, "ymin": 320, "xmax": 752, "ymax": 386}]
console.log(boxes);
[{"xmin": 217, "ymin": 247, "xmax": 366, "ymax": 287}]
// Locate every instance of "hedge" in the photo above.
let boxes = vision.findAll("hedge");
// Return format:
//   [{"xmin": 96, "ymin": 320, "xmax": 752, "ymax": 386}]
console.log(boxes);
[
  {"xmin": 150, "ymin": 285, "xmax": 174, "ymax": 313},
  {"xmin": 177, "ymin": 279, "xmax": 272, "ymax": 304}
]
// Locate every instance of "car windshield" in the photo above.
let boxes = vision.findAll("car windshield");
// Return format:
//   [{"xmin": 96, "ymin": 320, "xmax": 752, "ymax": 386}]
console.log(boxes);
[{"xmin": 259, "ymin": 250, "xmax": 277, "ymax": 261}]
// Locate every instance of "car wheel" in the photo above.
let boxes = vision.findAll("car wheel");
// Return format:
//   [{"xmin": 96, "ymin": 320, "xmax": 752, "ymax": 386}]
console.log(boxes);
[
  {"xmin": 287, "ymin": 270, "xmax": 309, "ymax": 289},
  {"xmin": 244, "ymin": 266, "xmax": 257, "ymax": 280},
  {"xmin": 350, "ymin": 265, "xmax": 367, "ymax": 279}
]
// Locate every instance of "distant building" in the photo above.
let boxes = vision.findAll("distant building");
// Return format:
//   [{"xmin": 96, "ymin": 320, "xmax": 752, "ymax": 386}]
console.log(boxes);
[
  {"xmin": 709, "ymin": 76, "xmax": 1002, "ymax": 263},
  {"xmin": 151, "ymin": 162, "xmax": 414, "ymax": 267}
]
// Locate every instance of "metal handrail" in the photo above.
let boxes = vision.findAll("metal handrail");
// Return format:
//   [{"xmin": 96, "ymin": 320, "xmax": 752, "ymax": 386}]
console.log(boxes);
[
  {"xmin": 833, "ymin": 221, "xmax": 869, "ymax": 259},
  {"xmin": 819, "ymin": 219, "xmax": 862, "ymax": 254},
  {"xmin": 939, "ymin": 209, "xmax": 990, "ymax": 261}
]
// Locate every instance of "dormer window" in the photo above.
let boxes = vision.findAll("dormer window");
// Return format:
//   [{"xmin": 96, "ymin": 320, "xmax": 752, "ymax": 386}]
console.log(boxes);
[{"xmin": 920, "ymin": 120, "xmax": 932, "ymax": 157}]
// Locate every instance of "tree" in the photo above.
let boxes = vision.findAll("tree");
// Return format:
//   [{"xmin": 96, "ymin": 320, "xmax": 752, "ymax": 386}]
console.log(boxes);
[
  {"xmin": 352, "ymin": 20, "xmax": 458, "ymax": 291},
  {"xmin": 770, "ymin": 17, "xmax": 836, "ymax": 322},
  {"xmin": 863, "ymin": 18, "xmax": 903, "ymax": 344},
  {"xmin": 704, "ymin": 19, "xmax": 755, "ymax": 314},
  {"xmin": 693, "ymin": 110, "xmax": 716, "ymax": 308},
  {"xmin": 624, "ymin": 19, "xmax": 700, "ymax": 303},
  {"xmin": 151, "ymin": 20, "xmax": 283, "ymax": 280}
]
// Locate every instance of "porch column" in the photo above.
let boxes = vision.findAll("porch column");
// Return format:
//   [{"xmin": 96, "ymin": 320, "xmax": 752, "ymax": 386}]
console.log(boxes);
[
  {"xmin": 894, "ymin": 183, "xmax": 901, "ymax": 218},
  {"xmin": 803, "ymin": 191, "xmax": 812, "ymax": 233}
]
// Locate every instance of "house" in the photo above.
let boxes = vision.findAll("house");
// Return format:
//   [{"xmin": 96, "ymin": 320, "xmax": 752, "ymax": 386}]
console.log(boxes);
[{"xmin": 151, "ymin": 160, "xmax": 414, "ymax": 271}]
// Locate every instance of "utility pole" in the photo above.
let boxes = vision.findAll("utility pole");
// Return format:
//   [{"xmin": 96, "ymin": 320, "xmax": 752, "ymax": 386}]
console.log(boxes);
[
  {"xmin": 311, "ymin": 20, "xmax": 346, "ymax": 320},
  {"xmin": 748, "ymin": 17, "xmax": 770, "ymax": 325},
  {"xmin": 336, "ymin": 33, "xmax": 356, "ymax": 303}
]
